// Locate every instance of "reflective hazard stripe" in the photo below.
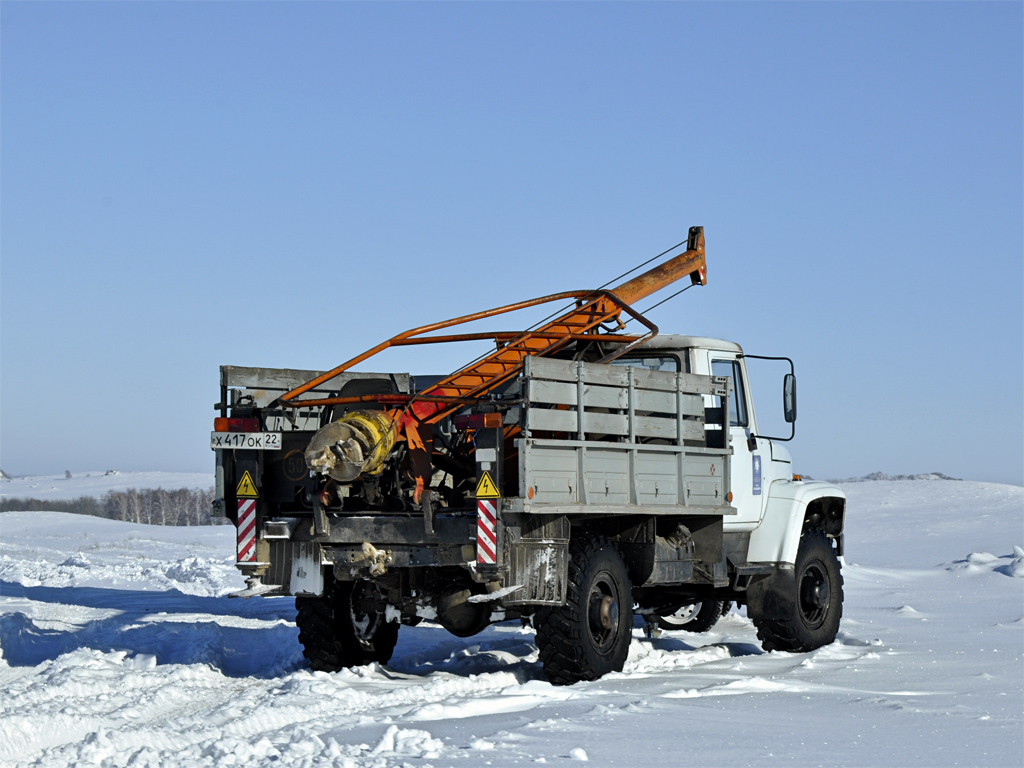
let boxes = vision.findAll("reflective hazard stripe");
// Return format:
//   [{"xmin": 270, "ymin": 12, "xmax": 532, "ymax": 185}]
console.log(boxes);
[
  {"xmin": 237, "ymin": 499, "xmax": 257, "ymax": 563},
  {"xmin": 477, "ymin": 499, "xmax": 497, "ymax": 564}
]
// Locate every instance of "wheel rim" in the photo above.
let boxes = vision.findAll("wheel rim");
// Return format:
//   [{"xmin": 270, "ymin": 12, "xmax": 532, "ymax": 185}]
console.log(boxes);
[
  {"xmin": 586, "ymin": 571, "xmax": 621, "ymax": 654},
  {"xmin": 348, "ymin": 581, "xmax": 384, "ymax": 647},
  {"xmin": 660, "ymin": 603, "xmax": 701, "ymax": 627},
  {"xmin": 798, "ymin": 560, "xmax": 830, "ymax": 629}
]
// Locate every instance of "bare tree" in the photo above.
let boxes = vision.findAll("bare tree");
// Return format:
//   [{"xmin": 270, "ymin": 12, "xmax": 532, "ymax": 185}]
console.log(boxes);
[
  {"xmin": 156, "ymin": 490, "xmax": 169, "ymax": 526},
  {"xmin": 127, "ymin": 489, "xmax": 142, "ymax": 524},
  {"xmin": 104, "ymin": 490, "xmax": 130, "ymax": 521},
  {"xmin": 89, "ymin": 488, "xmax": 216, "ymax": 526}
]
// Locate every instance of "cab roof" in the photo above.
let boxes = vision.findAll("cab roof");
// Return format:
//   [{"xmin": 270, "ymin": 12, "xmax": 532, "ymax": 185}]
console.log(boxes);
[{"xmin": 638, "ymin": 334, "xmax": 744, "ymax": 355}]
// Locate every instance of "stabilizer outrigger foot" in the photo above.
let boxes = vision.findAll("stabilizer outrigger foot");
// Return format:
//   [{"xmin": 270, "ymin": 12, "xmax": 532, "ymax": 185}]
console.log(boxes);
[{"xmin": 229, "ymin": 576, "xmax": 283, "ymax": 599}]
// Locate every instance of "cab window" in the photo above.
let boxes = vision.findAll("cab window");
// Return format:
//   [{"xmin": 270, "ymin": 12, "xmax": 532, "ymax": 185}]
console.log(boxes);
[
  {"xmin": 711, "ymin": 359, "xmax": 748, "ymax": 427},
  {"xmin": 608, "ymin": 355, "xmax": 679, "ymax": 372}
]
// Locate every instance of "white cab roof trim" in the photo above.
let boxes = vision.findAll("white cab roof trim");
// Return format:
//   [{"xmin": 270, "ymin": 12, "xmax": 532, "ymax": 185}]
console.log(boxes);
[{"xmin": 639, "ymin": 334, "xmax": 744, "ymax": 355}]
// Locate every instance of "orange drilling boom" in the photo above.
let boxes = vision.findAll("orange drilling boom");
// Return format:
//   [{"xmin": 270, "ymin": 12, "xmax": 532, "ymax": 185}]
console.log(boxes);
[{"xmin": 280, "ymin": 226, "xmax": 705, "ymax": 416}]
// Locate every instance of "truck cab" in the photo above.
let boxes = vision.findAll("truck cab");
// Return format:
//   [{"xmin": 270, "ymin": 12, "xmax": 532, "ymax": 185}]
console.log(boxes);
[{"xmin": 614, "ymin": 334, "xmax": 845, "ymax": 560}]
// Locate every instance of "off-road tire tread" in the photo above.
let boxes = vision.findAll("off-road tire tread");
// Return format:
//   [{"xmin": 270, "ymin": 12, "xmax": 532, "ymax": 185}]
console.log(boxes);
[
  {"xmin": 534, "ymin": 537, "xmax": 633, "ymax": 686},
  {"xmin": 753, "ymin": 530, "xmax": 843, "ymax": 653},
  {"xmin": 295, "ymin": 579, "xmax": 399, "ymax": 672}
]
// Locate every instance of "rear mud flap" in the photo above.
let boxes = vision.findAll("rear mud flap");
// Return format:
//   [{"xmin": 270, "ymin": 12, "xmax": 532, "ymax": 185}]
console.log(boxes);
[
  {"xmin": 265, "ymin": 541, "xmax": 326, "ymax": 597},
  {"xmin": 504, "ymin": 540, "xmax": 567, "ymax": 606}
]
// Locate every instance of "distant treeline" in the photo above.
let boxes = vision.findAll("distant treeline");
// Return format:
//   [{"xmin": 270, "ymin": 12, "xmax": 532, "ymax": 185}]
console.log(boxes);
[{"xmin": 1, "ymin": 487, "xmax": 224, "ymax": 526}]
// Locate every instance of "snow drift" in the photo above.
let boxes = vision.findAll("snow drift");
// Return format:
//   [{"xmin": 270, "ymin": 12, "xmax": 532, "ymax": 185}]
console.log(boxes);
[{"xmin": 0, "ymin": 479, "xmax": 1021, "ymax": 767}]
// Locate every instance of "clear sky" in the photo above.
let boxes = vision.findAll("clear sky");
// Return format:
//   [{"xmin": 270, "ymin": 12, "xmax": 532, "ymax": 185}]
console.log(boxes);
[{"xmin": 2, "ymin": 2, "xmax": 1021, "ymax": 485}]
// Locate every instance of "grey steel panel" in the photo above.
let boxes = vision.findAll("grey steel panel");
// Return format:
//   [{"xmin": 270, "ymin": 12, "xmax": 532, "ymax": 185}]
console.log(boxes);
[
  {"xmin": 633, "ymin": 389, "xmax": 703, "ymax": 415},
  {"xmin": 525, "ymin": 408, "xmax": 703, "ymax": 441},
  {"xmin": 685, "ymin": 480, "xmax": 723, "ymax": 505},
  {"xmin": 521, "ymin": 437, "xmax": 733, "ymax": 514},
  {"xmin": 529, "ymin": 379, "xmax": 626, "ymax": 409},
  {"xmin": 634, "ymin": 415, "xmax": 705, "ymax": 441},
  {"xmin": 222, "ymin": 366, "xmax": 411, "ymax": 394},
  {"xmin": 527, "ymin": 407, "xmax": 621, "ymax": 435},
  {"xmin": 580, "ymin": 447, "xmax": 631, "ymax": 505},
  {"xmin": 517, "ymin": 503, "xmax": 736, "ymax": 516},
  {"xmin": 528, "ymin": 445, "xmax": 579, "ymax": 503},
  {"xmin": 527, "ymin": 373, "xmax": 717, "ymax": 413},
  {"xmin": 527, "ymin": 381, "xmax": 703, "ymax": 417},
  {"xmin": 636, "ymin": 451, "xmax": 679, "ymax": 506},
  {"xmin": 515, "ymin": 357, "xmax": 733, "ymax": 516},
  {"xmin": 526, "ymin": 356, "xmax": 728, "ymax": 397}
]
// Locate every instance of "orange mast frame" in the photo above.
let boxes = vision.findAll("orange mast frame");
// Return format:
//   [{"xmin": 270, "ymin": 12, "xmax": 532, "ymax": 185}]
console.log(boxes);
[{"xmin": 277, "ymin": 226, "xmax": 706, "ymax": 423}]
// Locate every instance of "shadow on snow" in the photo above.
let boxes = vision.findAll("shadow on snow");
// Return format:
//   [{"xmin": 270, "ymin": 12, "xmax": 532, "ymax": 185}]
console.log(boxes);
[
  {"xmin": 0, "ymin": 579, "xmax": 300, "ymax": 677},
  {"xmin": 1, "ymin": 580, "xmax": 763, "ymax": 682}
]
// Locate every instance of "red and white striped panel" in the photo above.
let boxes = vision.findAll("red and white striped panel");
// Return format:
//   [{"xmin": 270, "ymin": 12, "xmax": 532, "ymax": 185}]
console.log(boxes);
[
  {"xmin": 477, "ymin": 499, "xmax": 497, "ymax": 564},
  {"xmin": 236, "ymin": 498, "xmax": 257, "ymax": 563}
]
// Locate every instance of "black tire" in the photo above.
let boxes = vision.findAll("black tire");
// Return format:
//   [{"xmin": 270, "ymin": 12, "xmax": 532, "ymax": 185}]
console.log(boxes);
[
  {"xmin": 753, "ymin": 530, "xmax": 843, "ymax": 653},
  {"xmin": 295, "ymin": 578, "xmax": 399, "ymax": 671},
  {"xmin": 657, "ymin": 600, "xmax": 728, "ymax": 633},
  {"xmin": 534, "ymin": 537, "xmax": 634, "ymax": 686}
]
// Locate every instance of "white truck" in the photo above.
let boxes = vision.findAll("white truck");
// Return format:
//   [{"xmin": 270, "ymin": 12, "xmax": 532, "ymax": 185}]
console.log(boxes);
[{"xmin": 211, "ymin": 227, "xmax": 846, "ymax": 684}]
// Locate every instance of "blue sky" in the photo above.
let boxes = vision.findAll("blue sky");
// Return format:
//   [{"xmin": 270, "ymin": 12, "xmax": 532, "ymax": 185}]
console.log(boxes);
[{"xmin": 2, "ymin": 2, "xmax": 1021, "ymax": 485}]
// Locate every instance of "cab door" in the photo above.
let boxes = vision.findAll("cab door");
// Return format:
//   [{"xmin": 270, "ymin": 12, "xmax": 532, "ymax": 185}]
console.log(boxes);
[{"xmin": 705, "ymin": 352, "xmax": 767, "ymax": 529}]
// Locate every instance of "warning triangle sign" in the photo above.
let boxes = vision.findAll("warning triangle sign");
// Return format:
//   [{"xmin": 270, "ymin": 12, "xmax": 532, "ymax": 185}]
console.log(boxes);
[
  {"xmin": 475, "ymin": 471, "xmax": 500, "ymax": 499},
  {"xmin": 236, "ymin": 471, "xmax": 259, "ymax": 498}
]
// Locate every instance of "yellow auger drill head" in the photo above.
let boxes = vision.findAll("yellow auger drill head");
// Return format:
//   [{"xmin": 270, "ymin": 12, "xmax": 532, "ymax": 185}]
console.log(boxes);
[{"xmin": 305, "ymin": 410, "xmax": 397, "ymax": 482}]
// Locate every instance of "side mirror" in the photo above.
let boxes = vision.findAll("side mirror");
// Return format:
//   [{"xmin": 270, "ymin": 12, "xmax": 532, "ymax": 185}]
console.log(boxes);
[
  {"xmin": 742, "ymin": 353, "xmax": 796, "ymax": 442},
  {"xmin": 783, "ymin": 374, "xmax": 797, "ymax": 423}
]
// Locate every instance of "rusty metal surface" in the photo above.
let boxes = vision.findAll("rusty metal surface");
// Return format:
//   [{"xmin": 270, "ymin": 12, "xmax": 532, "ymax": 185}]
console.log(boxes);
[
  {"xmin": 391, "ymin": 331, "xmax": 648, "ymax": 346},
  {"xmin": 611, "ymin": 226, "xmax": 705, "ymax": 305},
  {"xmin": 278, "ymin": 290, "xmax": 594, "ymax": 405},
  {"xmin": 409, "ymin": 290, "xmax": 655, "ymax": 424}
]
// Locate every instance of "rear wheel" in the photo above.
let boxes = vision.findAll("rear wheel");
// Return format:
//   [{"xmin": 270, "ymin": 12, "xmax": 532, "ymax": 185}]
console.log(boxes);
[
  {"xmin": 534, "ymin": 537, "xmax": 634, "ymax": 686},
  {"xmin": 296, "ymin": 578, "xmax": 399, "ymax": 671},
  {"xmin": 753, "ymin": 530, "xmax": 843, "ymax": 652},
  {"xmin": 657, "ymin": 600, "xmax": 731, "ymax": 632}
]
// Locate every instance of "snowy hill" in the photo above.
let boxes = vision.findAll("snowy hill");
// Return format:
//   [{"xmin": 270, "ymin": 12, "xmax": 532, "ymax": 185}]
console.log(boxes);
[
  {"xmin": 830, "ymin": 471, "xmax": 962, "ymax": 483},
  {"xmin": 0, "ymin": 471, "xmax": 214, "ymax": 501},
  {"xmin": 0, "ymin": 480, "xmax": 1021, "ymax": 767}
]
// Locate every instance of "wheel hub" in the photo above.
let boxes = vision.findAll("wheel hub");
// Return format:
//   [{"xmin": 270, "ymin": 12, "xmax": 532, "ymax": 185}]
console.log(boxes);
[
  {"xmin": 586, "ymin": 573, "xmax": 621, "ymax": 652},
  {"xmin": 599, "ymin": 595, "xmax": 618, "ymax": 630},
  {"xmin": 809, "ymin": 580, "xmax": 829, "ymax": 607},
  {"xmin": 798, "ymin": 561, "xmax": 830, "ymax": 628}
]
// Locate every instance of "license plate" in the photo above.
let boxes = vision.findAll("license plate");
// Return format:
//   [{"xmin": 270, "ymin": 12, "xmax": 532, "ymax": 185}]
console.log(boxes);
[{"xmin": 210, "ymin": 432, "xmax": 283, "ymax": 450}]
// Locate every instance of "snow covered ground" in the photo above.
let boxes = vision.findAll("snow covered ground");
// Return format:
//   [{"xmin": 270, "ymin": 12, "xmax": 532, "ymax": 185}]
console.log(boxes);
[
  {"xmin": 1, "ymin": 472, "xmax": 214, "ymax": 502},
  {"xmin": 0, "ymin": 479, "xmax": 1021, "ymax": 767}
]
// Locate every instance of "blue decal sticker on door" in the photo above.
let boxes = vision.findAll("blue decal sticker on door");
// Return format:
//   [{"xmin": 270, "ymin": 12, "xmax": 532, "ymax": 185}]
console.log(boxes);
[{"xmin": 752, "ymin": 455, "xmax": 762, "ymax": 495}]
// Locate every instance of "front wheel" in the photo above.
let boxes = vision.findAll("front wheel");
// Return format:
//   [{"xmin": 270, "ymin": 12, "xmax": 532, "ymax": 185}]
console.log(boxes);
[
  {"xmin": 753, "ymin": 530, "xmax": 843, "ymax": 652},
  {"xmin": 534, "ymin": 537, "xmax": 634, "ymax": 686},
  {"xmin": 296, "ymin": 578, "xmax": 399, "ymax": 671}
]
